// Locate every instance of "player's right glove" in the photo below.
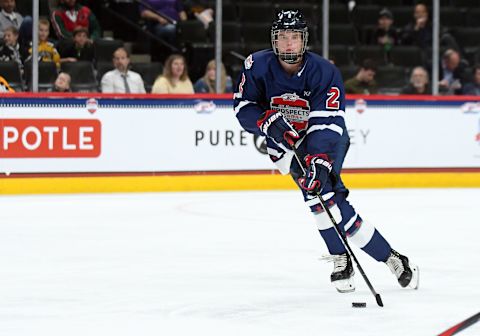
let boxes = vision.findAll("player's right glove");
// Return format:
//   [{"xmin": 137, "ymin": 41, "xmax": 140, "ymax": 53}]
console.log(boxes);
[
  {"xmin": 298, "ymin": 154, "xmax": 333, "ymax": 195},
  {"xmin": 257, "ymin": 110, "xmax": 299, "ymax": 148}
]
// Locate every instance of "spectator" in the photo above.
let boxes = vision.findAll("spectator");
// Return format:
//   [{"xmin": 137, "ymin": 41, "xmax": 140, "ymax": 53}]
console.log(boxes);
[
  {"xmin": 0, "ymin": 0, "xmax": 21, "ymax": 37},
  {"xmin": 344, "ymin": 59, "xmax": 378, "ymax": 94},
  {"xmin": 0, "ymin": 0, "xmax": 31, "ymax": 47},
  {"xmin": 51, "ymin": 0, "xmax": 101, "ymax": 40},
  {"xmin": 48, "ymin": 72, "xmax": 71, "ymax": 92},
  {"xmin": 0, "ymin": 74, "xmax": 14, "ymax": 92},
  {"xmin": 439, "ymin": 49, "xmax": 469, "ymax": 95},
  {"xmin": 401, "ymin": 66, "xmax": 431, "ymax": 95},
  {"xmin": 0, "ymin": 26, "xmax": 26, "ymax": 70},
  {"xmin": 101, "ymin": 47, "xmax": 146, "ymax": 94},
  {"xmin": 184, "ymin": 0, "xmax": 214, "ymax": 29},
  {"xmin": 194, "ymin": 59, "xmax": 233, "ymax": 93},
  {"xmin": 25, "ymin": 18, "xmax": 60, "ymax": 68},
  {"xmin": 60, "ymin": 26, "xmax": 95, "ymax": 63},
  {"xmin": 0, "ymin": 0, "xmax": 22, "ymax": 37},
  {"xmin": 152, "ymin": 54, "xmax": 193, "ymax": 94},
  {"xmin": 400, "ymin": 3, "xmax": 432, "ymax": 49},
  {"xmin": 139, "ymin": 0, "xmax": 187, "ymax": 45},
  {"xmin": 371, "ymin": 8, "xmax": 398, "ymax": 52},
  {"xmin": 462, "ymin": 65, "xmax": 480, "ymax": 96}
]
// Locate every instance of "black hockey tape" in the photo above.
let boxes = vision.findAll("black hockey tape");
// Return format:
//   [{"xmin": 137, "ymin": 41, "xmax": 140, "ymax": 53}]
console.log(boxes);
[{"xmin": 352, "ymin": 302, "xmax": 367, "ymax": 308}]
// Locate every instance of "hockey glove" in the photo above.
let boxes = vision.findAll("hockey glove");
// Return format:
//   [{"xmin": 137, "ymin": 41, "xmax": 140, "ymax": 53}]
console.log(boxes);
[
  {"xmin": 257, "ymin": 110, "xmax": 299, "ymax": 148},
  {"xmin": 298, "ymin": 154, "xmax": 333, "ymax": 195}
]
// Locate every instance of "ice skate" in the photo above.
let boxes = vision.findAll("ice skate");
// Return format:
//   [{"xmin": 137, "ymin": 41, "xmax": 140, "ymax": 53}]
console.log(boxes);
[
  {"xmin": 385, "ymin": 249, "xmax": 419, "ymax": 289},
  {"xmin": 322, "ymin": 253, "xmax": 355, "ymax": 293}
]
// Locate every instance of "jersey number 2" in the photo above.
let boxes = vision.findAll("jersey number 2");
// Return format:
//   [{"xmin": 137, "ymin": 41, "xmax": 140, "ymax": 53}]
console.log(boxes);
[{"xmin": 326, "ymin": 87, "xmax": 340, "ymax": 110}]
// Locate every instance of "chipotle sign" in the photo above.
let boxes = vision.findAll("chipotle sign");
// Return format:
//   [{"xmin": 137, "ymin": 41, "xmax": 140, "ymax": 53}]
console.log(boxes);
[{"xmin": 0, "ymin": 119, "xmax": 101, "ymax": 158}]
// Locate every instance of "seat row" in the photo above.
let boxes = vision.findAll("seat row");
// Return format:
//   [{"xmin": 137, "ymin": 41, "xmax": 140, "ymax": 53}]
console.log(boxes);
[{"xmin": 0, "ymin": 61, "xmax": 163, "ymax": 93}]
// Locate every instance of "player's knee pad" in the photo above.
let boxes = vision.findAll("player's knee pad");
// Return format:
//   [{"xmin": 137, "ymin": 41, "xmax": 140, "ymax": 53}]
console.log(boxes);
[
  {"xmin": 313, "ymin": 203, "xmax": 342, "ymax": 230},
  {"xmin": 344, "ymin": 214, "xmax": 375, "ymax": 248}
]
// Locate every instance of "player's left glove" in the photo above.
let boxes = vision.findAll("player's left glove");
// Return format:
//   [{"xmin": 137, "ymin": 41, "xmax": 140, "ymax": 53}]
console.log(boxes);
[
  {"xmin": 298, "ymin": 154, "xmax": 333, "ymax": 195},
  {"xmin": 257, "ymin": 110, "xmax": 299, "ymax": 148}
]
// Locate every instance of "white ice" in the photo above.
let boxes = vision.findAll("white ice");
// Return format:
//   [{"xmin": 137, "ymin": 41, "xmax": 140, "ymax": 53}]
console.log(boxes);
[{"xmin": 0, "ymin": 188, "xmax": 479, "ymax": 336}]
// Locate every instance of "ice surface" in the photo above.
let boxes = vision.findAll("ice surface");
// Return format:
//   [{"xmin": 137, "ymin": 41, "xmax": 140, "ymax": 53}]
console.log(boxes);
[{"xmin": 0, "ymin": 189, "xmax": 478, "ymax": 336}]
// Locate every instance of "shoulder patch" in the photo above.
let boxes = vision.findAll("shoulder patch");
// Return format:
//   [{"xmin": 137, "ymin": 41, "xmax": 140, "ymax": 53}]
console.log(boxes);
[{"xmin": 244, "ymin": 54, "xmax": 254, "ymax": 70}]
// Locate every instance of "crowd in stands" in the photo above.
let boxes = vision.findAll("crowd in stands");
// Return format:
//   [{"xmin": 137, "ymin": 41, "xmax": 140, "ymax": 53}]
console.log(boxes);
[{"xmin": 0, "ymin": 0, "xmax": 479, "ymax": 96}]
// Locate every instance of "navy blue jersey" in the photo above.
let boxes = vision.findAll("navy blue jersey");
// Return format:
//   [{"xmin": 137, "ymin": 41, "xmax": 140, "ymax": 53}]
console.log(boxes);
[{"xmin": 234, "ymin": 49, "xmax": 348, "ymax": 174}]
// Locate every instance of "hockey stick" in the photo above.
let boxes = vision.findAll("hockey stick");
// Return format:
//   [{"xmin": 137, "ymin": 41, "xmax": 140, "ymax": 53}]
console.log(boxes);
[
  {"xmin": 290, "ymin": 147, "xmax": 384, "ymax": 307},
  {"xmin": 438, "ymin": 312, "xmax": 480, "ymax": 336}
]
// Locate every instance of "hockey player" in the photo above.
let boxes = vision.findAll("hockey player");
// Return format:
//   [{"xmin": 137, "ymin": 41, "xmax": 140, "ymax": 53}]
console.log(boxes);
[{"xmin": 234, "ymin": 10, "xmax": 419, "ymax": 293}]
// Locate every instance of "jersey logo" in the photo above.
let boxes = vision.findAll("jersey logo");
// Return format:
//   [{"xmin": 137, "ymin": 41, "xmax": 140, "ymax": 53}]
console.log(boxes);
[
  {"xmin": 244, "ymin": 54, "xmax": 254, "ymax": 70},
  {"xmin": 270, "ymin": 93, "xmax": 310, "ymax": 131},
  {"xmin": 297, "ymin": 60, "xmax": 308, "ymax": 77}
]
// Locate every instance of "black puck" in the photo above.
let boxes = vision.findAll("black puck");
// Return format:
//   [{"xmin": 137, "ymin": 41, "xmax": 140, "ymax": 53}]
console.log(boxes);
[{"xmin": 352, "ymin": 302, "xmax": 367, "ymax": 308}]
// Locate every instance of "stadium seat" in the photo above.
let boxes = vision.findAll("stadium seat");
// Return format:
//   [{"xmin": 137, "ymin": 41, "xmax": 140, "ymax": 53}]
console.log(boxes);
[
  {"xmin": 338, "ymin": 64, "xmax": 358, "ymax": 82},
  {"xmin": 0, "ymin": 61, "xmax": 24, "ymax": 91},
  {"xmin": 96, "ymin": 61, "xmax": 115, "ymax": 83},
  {"xmin": 351, "ymin": 5, "xmax": 380, "ymax": 27},
  {"xmin": 310, "ymin": 45, "xmax": 354, "ymax": 66},
  {"xmin": 94, "ymin": 39, "xmax": 124, "ymax": 63},
  {"xmin": 60, "ymin": 61, "xmax": 97, "ymax": 92},
  {"xmin": 455, "ymin": 0, "xmax": 475, "ymax": 6},
  {"xmin": 354, "ymin": 45, "xmax": 387, "ymax": 66},
  {"xmin": 390, "ymin": 6, "xmax": 414, "ymax": 27},
  {"xmin": 330, "ymin": 45, "xmax": 353, "ymax": 66},
  {"xmin": 238, "ymin": 3, "xmax": 275, "ymax": 24},
  {"xmin": 185, "ymin": 43, "xmax": 215, "ymax": 82},
  {"xmin": 453, "ymin": 28, "xmax": 480, "ymax": 49},
  {"xmin": 319, "ymin": 24, "xmax": 359, "ymax": 46},
  {"xmin": 360, "ymin": 25, "xmax": 376, "ymax": 44},
  {"xmin": 242, "ymin": 22, "xmax": 272, "ymax": 47},
  {"xmin": 222, "ymin": 22, "xmax": 242, "ymax": 45},
  {"xmin": 390, "ymin": 46, "xmax": 424, "ymax": 67},
  {"xmin": 466, "ymin": 8, "xmax": 480, "ymax": 27},
  {"xmin": 24, "ymin": 61, "xmax": 58, "ymax": 91},
  {"xmin": 222, "ymin": 3, "xmax": 238, "ymax": 22},
  {"xmin": 375, "ymin": 65, "xmax": 407, "ymax": 94},
  {"xmin": 364, "ymin": 0, "xmax": 404, "ymax": 6},
  {"xmin": 440, "ymin": 7, "xmax": 465, "ymax": 28},
  {"xmin": 177, "ymin": 20, "xmax": 208, "ymax": 44},
  {"xmin": 15, "ymin": 0, "xmax": 49, "ymax": 16},
  {"xmin": 130, "ymin": 62, "xmax": 163, "ymax": 93},
  {"xmin": 329, "ymin": 4, "xmax": 350, "ymax": 25}
]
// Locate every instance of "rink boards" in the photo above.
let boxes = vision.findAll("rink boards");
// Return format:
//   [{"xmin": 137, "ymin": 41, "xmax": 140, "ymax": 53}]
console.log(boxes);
[{"xmin": 0, "ymin": 93, "xmax": 479, "ymax": 193}]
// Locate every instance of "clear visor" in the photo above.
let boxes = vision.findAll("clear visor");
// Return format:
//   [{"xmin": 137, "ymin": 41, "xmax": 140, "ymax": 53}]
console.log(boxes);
[{"xmin": 271, "ymin": 29, "xmax": 308, "ymax": 64}]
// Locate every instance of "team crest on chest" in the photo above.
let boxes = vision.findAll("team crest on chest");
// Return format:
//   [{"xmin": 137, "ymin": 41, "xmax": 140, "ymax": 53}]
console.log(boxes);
[
  {"xmin": 270, "ymin": 93, "xmax": 310, "ymax": 131},
  {"xmin": 244, "ymin": 54, "xmax": 254, "ymax": 70}
]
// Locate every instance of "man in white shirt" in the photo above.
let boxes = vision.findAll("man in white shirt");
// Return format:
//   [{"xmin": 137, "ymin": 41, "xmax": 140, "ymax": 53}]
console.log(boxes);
[{"xmin": 101, "ymin": 47, "xmax": 146, "ymax": 94}]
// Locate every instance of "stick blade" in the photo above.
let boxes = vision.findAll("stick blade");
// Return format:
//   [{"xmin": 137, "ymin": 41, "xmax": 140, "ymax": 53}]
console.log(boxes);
[{"xmin": 375, "ymin": 294, "xmax": 384, "ymax": 307}]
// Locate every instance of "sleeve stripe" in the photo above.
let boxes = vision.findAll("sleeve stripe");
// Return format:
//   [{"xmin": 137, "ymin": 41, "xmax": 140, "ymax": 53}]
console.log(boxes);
[
  {"xmin": 234, "ymin": 100, "xmax": 257, "ymax": 114},
  {"xmin": 267, "ymin": 147, "xmax": 283, "ymax": 158},
  {"xmin": 309, "ymin": 110, "xmax": 345, "ymax": 119},
  {"xmin": 307, "ymin": 124, "xmax": 343, "ymax": 136},
  {"xmin": 305, "ymin": 192, "xmax": 335, "ymax": 206}
]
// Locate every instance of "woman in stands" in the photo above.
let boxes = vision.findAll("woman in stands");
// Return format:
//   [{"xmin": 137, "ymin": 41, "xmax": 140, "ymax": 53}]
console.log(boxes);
[
  {"xmin": 193, "ymin": 59, "xmax": 233, "ymax": 94},
  {"xmin": 152, "ymin": 54, "xmax": 193, "ymax": 94}
]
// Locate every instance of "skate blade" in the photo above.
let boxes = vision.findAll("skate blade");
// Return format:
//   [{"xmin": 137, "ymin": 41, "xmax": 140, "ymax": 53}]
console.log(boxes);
[
  {"xmin": 333, "ymin": 278, "xmax": 355, "ymax": 293},
  {"xmin": 407, "ymin": 264, "xmax": 419, "ymax": 290}
]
